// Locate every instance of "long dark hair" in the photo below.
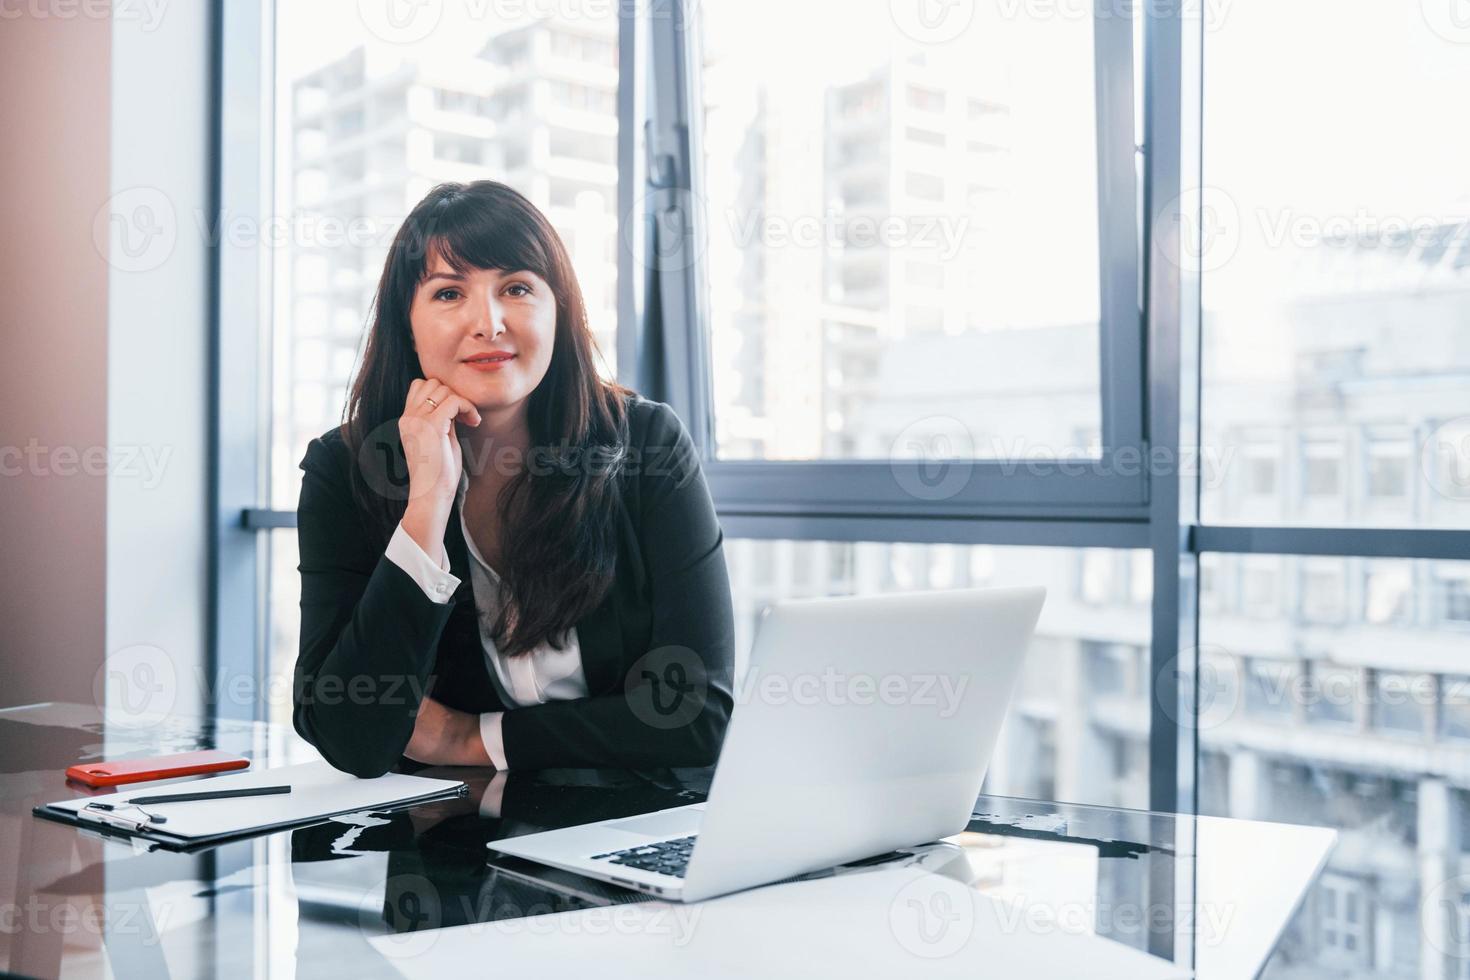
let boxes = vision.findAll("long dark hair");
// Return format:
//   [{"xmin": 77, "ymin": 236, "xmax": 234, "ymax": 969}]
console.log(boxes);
[{"xmin": 341, "ymin": 180, "xmax": 634, "ymax": 656}]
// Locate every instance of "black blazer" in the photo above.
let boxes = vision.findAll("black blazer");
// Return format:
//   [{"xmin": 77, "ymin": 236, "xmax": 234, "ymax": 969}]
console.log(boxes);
[{"xmin": 292, "ymin": 394, "xmax": 736, "ymax": 777}]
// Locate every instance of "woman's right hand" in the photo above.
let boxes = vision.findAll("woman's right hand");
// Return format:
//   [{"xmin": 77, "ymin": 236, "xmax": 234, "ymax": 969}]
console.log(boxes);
[{"xmin": 398, "ymin": 379, "xmax": 482, "ymax": 558}]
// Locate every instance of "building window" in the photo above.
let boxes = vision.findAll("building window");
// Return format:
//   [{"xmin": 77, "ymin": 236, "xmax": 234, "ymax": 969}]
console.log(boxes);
[
  {"xmin": 1364, "ymin": 432, "xmax": 1410, "ymax": 500},
  {"xmin": 550, "ymin": 81, "xmax": 615, "ymax": 115},
  {"xmin": 1437, "ymin": 567, "xmax": 1470, "ymax": 625},
  {"xmin": 1085, "ymin": 642, "xmax": 1132, "ymax": 698},
  {"xmin": 547, "ymin": 128, "xmax": 616, "ymax": 166},
  {"xmin": 839, "ymin": 84, "xmax": 883, "ymax": 116},
  {"xmin": 906, "ymin": 84, "xmax": 944, "ymax": 113},
  {"xmin": 1440, "ymin": 675, "xmax": 1470, "ymax": 741},
  {"xmin": 1244, "ymin": 658, "xmax": 1297, "ymax": 720},
  {"xmin": 1240, "ymin": 558, "xmax": 1282, "ymax": 618},
  {"xmin": 1304, "ymin": 662, "xmax": 1358, "ymax": 729},
  {"xmin": 904, "ymin": 126, "xmax": 945, "ymax": 148},
  {"xmin": 1362, "ymin": 561, "xmax": 1412, "ymax": 624},
  {"xmin": 432, "ymin": 133, "xmax": 485, "ymax": 164},
  {"xmin": 1318, "ymin": 875, "xmax": 1371, "ymax": 968},
  {"xmin": 550, "ymin": 30, "xmax": 615, "ymax": 68},
  {"xmin": 967, "ymin": 96, "xmax": 1005, "ymax": 119},
  {"xmin": 1371, "ymin": 670, "xmax": 1429, "ymax": 737},
  {"xmin": 1300, "ymin": 436, "xmax": 1343, "ymax": 500},
  {"xmin": 1299, "ymin": 560, "xmax": 1347, "ymax": 624},
  {"xmin": 1247, "ymin": 454, "xmax": 1279, "ymax": 496},
  {"xmin": 433, "ymin": 87, "xmax": 491, "ymax": 115}
]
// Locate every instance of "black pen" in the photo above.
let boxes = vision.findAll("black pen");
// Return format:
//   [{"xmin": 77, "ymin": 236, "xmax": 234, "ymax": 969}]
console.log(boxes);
[{"xmin": 123, "ymin": 785, "xmax": 292, "ymax": 806}]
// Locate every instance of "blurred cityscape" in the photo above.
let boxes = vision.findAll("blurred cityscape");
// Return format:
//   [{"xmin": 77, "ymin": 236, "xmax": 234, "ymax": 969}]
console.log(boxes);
[{"xmin": 266, "ymin": 9, "xmax": 1470, "ymax": 978}]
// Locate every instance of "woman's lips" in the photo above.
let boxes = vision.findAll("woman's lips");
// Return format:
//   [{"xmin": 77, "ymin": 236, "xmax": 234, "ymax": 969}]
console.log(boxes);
[{"xmin": 464, "ymin": 355, "xmax": 515, "ymax": 372}]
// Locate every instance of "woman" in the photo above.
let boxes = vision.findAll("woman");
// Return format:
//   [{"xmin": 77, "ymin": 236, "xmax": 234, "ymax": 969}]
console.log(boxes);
[{"xmin": 293, "ymin": 180, "xmax": 735, "ymax": 778}]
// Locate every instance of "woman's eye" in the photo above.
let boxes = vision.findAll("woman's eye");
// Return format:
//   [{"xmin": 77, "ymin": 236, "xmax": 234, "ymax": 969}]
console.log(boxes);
[
  {"xmin": 434, "ymin": 288, "xmax": 461, "ymax": 301},
  {"xmin": 505, "ymin": 282, "xmax": 532, "ymax": 298}
]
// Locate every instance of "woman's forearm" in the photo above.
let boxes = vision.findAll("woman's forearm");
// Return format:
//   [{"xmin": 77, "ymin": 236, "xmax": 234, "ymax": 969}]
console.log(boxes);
[
  {"xmin": 295, "ymin": 545, "xmax": 457, "ymax": 777},
  {"xmin": 400, "ymin": 499, "xmax": 450, "ymax": 568}
]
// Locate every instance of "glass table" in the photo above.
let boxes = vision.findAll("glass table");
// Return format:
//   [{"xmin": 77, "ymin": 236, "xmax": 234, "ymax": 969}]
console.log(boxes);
[{"xmin": 0, "ymin": 702, "xmax": 1333, "ymax": 978}]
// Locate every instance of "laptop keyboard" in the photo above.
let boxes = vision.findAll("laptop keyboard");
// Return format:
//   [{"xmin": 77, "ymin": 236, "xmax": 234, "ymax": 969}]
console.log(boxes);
[{"xmin": 591, "ymin": 834, "xmax": 697, "ymax": 878}]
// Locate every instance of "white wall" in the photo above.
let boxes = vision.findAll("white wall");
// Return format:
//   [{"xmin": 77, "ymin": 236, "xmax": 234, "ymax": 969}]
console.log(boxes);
[{"xmin": 104, "ymin": 0, "xmax": 212, "ymax": 722}]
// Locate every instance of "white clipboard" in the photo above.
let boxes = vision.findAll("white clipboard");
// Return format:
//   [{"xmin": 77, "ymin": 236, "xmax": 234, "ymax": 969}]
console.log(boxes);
[{"xmin": 34, "ymin": 760, "xmax": 467, "ymax": 850}]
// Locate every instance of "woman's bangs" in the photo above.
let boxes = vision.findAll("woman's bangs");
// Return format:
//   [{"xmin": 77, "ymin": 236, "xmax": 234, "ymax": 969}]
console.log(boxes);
[{"xmin": 415, "ymin": 201, "xmax": 553, "ymax": 285}]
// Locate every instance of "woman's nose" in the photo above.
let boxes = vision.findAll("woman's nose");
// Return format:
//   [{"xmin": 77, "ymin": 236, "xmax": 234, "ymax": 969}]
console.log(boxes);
[{"xmin": 477, "ymin": 295, "xmax": 508, "ymax": 338}]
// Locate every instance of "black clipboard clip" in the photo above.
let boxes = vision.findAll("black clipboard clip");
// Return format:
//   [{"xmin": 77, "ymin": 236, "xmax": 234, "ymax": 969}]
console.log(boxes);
[{"xmin": 77, "ymin": 801, "xmax": 167, "ymax": 833}]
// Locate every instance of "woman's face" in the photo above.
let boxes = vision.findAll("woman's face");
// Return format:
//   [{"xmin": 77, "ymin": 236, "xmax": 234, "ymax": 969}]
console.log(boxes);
[{"xmin": 408, "ymin": 251, "xmax": 557, "ymax": 412}]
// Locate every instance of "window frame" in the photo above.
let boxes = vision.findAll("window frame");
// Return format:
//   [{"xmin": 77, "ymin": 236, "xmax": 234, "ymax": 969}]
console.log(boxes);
[
  {"xmin": 219, "ymin": 0, "xmax": 1470, "ymax": 832},
  {"xmin": 637, "ymin": 0, "xmax": 1148, "ymax": 523}
]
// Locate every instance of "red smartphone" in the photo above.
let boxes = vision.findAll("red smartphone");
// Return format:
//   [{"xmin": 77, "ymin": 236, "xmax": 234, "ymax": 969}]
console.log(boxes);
[{"xmin": 65, "ymin": 750, "xmax": 250, "ymax": 788}]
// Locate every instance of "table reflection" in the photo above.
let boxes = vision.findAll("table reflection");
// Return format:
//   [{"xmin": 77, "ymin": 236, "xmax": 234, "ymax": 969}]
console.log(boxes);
[{"xmin": 0, "ymin": 703, "xmax": 1330, "ymax": 979}]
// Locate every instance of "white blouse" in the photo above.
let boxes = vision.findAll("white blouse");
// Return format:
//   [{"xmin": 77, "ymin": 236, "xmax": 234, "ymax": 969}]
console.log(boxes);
[{"xmin": 383, "ymin": 461, "xmax": 589, "ymax": 769}]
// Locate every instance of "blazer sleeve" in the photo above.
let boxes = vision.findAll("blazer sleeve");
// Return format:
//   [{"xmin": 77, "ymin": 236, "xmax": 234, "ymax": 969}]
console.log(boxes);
[
  {"xmin": 293, "ymin": 435, "xmax": 457, "ymax": 777},
  {"xmin": 498, "ymin": 402, "xmax": 737, "ymax": 770}
]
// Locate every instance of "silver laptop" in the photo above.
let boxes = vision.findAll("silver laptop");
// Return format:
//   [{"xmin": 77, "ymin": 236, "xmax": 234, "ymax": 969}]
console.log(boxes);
[{"xmin": 487, "ymin": 585, "xmax": 1045, "ymax": 903}]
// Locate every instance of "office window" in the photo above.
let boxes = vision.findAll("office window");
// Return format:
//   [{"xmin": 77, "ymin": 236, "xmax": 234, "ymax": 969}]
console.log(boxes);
[
  {"xmin": 266, "ymin": 6, "xmax": 623, "ymax": 707},
  {"xmin": 270, "ymin": 6, "xmax": 621, "ymax": 516},
  {"xmin": 723, "ymin": 541, "xmax": 1151, "ymax": 809},
  {"xmin": 699, "ymin": 0, "xmax": 1108, "ymax": 460},
  {"xmin": 266, "ymin": 529, "xmax": 299, "ymax": 729},
  {"xmin": 1201, "ymin": 558, "xmax": 1470, "ymax": 975},
  {"xmin": 1199, "ymin": 0, "xmax": 1470, "ymax": 529}
]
